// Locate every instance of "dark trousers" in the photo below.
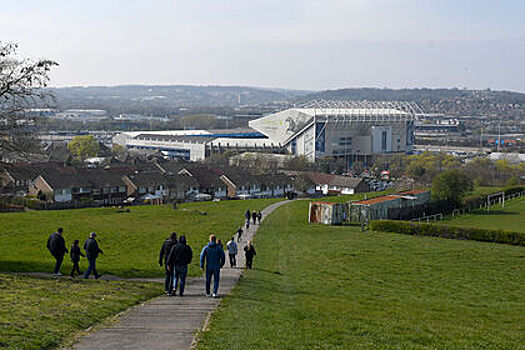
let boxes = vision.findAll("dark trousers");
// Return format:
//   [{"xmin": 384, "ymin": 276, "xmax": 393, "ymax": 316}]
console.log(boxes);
[
  {"xmin": 246, "ymin": 257, "xmax": 254, "ymax": 269},
  {"xmin": 229, "ymin": 253, "xmax": 236, "ymax": 267},
  {"xmin": 70, "ymin": 260, "xmax": 81, "ymax": 276},
  {"xmin": 84, "ymin": 258, "xmax": 99, "ymax": 279},
  {"xmin": 205, "ymin": 266, "xmax": 221, "ymax": 295},
  {"xmin": 173, "ymin": 265, "xmax": 188, "ymax": 296},
  {"xmin": 53, "ymin": 254, "xmax": 64, "ymax": 274},
  {"xmin": 164, "ymin": 266, "xmax": 174, "ymax": 294}
]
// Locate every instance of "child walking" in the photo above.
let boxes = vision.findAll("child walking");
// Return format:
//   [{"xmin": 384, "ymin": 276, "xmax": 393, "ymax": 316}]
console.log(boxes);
[{"xmin": 70, "ymin": 240, "xmax": 85, "ymax": 277}]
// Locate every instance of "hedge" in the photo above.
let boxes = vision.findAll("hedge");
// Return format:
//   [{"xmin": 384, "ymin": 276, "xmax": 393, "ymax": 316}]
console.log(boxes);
[{"xmin": 370, "ymin": 220, "xmax": 525, "ymax": 246}]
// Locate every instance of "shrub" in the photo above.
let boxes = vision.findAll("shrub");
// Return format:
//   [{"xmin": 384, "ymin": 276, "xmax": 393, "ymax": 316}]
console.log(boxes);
[{"xmin": 370, "ymin": 220, "xmax": 525, "ymax": 246}]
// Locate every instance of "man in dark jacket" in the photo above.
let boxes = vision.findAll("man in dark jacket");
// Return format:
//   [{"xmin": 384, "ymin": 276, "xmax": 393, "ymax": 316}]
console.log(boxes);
[
  {"xmin": 47, "ymin": 227, "xmax": 68, "ymax": 276},
  {"xmin": 83, "ymin": 232, "xmax": 103, "ymax": 279},
  {"xmin": 200, "ymin": 234, "xmax": 225, "ymax": 298},
  {"xmin": 166, "ymin": 235, "xmax": 192, "ymax": 297},
  {"xmin": 159, "ymin": 232, "xmax": 177, "ymax": 295}
]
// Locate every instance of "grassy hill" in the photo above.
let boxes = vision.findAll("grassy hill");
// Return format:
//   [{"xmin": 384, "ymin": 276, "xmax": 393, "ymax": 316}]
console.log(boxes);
[
  {"xmin": 197, "ymin": 200, "xmax": 525, "ymax": 349},
  {"xmin": 0, "ymin": 198, "xmax": 280, "ymax": 278}
]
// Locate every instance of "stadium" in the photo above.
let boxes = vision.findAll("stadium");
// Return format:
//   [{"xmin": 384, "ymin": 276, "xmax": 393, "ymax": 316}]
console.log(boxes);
[{"xmin": 113, "ymin": 100, "xmax": 419, "ymax": 162}]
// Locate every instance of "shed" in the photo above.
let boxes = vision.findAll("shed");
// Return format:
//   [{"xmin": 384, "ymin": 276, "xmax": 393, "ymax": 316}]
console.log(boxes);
[{"xmin": 309, "ymin": 201, "xmax": 346, "ymax": 225}]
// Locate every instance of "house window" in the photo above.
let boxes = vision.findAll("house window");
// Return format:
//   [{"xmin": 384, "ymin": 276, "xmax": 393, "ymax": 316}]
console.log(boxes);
[{"xmin": 381, "ymin": 131, "xmax": 387, "ymax": 151}]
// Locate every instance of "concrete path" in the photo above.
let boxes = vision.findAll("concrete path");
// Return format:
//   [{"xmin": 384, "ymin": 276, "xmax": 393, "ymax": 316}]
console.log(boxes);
[{"xmin": 70, "ymin": 200, "xmax": 289, "ymax": 350}]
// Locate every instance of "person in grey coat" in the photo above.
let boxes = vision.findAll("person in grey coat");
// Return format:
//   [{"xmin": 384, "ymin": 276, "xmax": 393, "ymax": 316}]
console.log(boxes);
[{"xmin": 226, "ymin": 237, "xmax": 238, "ymax": 267}]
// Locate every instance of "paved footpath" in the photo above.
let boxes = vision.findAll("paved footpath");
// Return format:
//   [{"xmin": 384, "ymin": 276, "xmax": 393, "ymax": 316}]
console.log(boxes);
[{"xmin": 70, "ymin": 200, "xmax": 289, "ymax": 350}]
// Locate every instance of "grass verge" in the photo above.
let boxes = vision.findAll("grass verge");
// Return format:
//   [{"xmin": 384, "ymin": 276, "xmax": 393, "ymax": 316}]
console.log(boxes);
[
  {"xmin": 197, "ymin": 200, "xmax": 525, "ymax": 349},
  {"xmin": 0, "ymin": 274, "xmax": 159, "ymax": 349}
]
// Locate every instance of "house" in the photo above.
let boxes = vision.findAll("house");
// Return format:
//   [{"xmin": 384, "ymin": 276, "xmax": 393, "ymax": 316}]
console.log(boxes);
[
  {"xmin": 287, "ymin": 171, "xmax": 369, "ymax": 196},
  {"xmin": 122, "ymin": 172, "xmax": 198, "ymax": 202},
  {"xmin": 29, "ymin": 168, "xmax": 128, "ymax": 204},
  {"xmin": 177, "ymin": 166, "xmax": 228, "ymax": 199},
  {"xmin": 1, "ymin": 162, "xmax": 63, "ymax": 196}
]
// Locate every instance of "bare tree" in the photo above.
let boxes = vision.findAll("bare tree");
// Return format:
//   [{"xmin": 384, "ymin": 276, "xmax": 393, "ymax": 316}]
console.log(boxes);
[{"xmin": 0, "ymin": 42, "xmax": 57, "ymax": 157}]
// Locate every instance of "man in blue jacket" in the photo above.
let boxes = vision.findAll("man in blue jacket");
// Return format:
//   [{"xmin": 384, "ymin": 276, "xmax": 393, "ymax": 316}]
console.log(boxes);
[{"xmin": 200, "ymin": 234, "xmax": 225, "ymax": 298}]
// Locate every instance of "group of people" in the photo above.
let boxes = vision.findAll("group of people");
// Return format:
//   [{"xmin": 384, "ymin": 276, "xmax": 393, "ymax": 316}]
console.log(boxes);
[
  {"xmin": 244, "ymin": 209, "xmax": 262, "ymax": 230},
  {"xmin": 157, "ymin": 208, "xmax": 260, "ymax": 298},
  {"xmin": 47, "ymin": 207, "xmax": 261, "ymax": 298},
  {"xmin": 46, "ymin": 228, "xmax": 103, "ymax": 279}
]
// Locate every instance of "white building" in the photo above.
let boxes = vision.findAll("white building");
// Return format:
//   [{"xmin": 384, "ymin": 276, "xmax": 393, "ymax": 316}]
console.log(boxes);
[{"xmin": 113, "ymin": 100, "xmax": 417, "ymax": 162}]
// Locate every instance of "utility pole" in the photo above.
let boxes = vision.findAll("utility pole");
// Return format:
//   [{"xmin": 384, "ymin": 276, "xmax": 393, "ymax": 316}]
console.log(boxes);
[{"xmin": 497, "ymin": 116, "xmax": 501, "ymax": 152}]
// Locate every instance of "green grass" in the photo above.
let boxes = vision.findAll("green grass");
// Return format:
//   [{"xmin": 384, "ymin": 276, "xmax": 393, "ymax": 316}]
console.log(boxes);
[
  {"xmin": 0, "ymin": 198, "xmax": 280, "ymax": 278},
  {"xmin": 197, "ymin": 200, "xmax": 525, "ymax": 349},
  {"xmin": 0, "ymin": 274, "xmax": 159, "ymax": 349},
  {"xmin": 441, "ymin": 198, "xmax": 525, "ymax": 233}
]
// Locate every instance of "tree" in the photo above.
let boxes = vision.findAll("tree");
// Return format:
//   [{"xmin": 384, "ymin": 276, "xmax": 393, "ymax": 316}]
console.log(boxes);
[
  {"xmin": 68, "ymin": 135, "xmax": 100, "ymax": 161},
  {"xmin": 431, "ymin": 169, "xmax": 474, "ymax": 207},
  {"xmin": 0, "ymin": 42, "xmax": 57, "ymax": 156}
]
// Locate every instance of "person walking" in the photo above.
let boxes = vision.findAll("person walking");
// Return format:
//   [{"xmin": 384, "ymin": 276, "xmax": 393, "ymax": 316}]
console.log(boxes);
[
  {"xmin": 83, "ymin": 232, "xmax": 103, "ymax": 279},
  {"xmin": 236, "ymin": 227, "xmax": 243, "ymax": 242},
  {"xmin": 159, "ymin": 233, "xmax": 178, "ymax": 295},
  {"xmin": 200, "ymin": 234, "xmax": 225, "ymax": 298},
  {"xmin": 245, "ymin": 218, "xmax": 250, "ymax": 231},
  {"xmin": 252, "ymin": 211, "xmax": 257, "ymax": 225},
  {"xmin": 257, "ymin": 211, "xmax": 262, "ymax": 224},
  {"xmin": 244, "ymin": 209, "xmax": 251, "ymax": 222},
  {"xmin": 69, "ymin": 239, "xmax": 85, "ymax": 277},
  {"xmin": 47, "ymin": 227, "xmax": 68, "ymax": 276},
  {"xmin": 244, "ymin": 241, "xmax": 257, "ymax": 269},
  {"xmin": 166, "ymin": 235, "xmax": 192, "ymax": 297},
  {"xmin": 217, "ymin": 239, "xmax": 224, "ymax": 250},
  {"xmin": 226, "ymin": 237, "xmax": 238, "ymax": 267}
]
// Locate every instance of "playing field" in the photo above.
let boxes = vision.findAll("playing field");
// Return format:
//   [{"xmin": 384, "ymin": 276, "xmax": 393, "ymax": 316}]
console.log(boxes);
[
  {"xmin": 440, "ymin": 198, "xmax": 525, "ymax": 233},
  {"xmin": 197, "ymin": 200, "xmax": 525, "ymax": 349},
  {"xmin": 0, "ymin": 198, "xmax": 280, "ymax": 278}
]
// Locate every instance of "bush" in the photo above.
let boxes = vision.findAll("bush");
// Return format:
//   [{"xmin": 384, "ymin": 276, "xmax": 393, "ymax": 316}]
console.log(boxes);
[{"xmin": 370, "ymin": 220, "xmax": 525, "ymax": 246}]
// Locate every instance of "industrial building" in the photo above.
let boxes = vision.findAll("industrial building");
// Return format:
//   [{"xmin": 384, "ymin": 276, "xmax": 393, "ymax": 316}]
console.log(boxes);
[{"xmin": 113, "ymin": 100, "xmax": 418, "ymax": 162}]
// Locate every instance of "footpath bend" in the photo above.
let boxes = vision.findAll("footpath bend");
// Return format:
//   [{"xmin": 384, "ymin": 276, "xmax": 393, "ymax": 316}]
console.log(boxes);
[{"xmin": 69, "ymin": 200, "xmax": 289, "ymax": 350}]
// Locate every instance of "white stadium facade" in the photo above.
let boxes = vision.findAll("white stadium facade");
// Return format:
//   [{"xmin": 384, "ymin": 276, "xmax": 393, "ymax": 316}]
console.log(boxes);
[{"xmin": 113, "ymin": 100, "xmax": 418, "ymax": 162}]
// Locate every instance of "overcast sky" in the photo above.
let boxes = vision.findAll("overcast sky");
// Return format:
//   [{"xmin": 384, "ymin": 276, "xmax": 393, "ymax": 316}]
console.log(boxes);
[{"xmin": 2, "ymin": 0, "xmax": 524, "ymax": 92}]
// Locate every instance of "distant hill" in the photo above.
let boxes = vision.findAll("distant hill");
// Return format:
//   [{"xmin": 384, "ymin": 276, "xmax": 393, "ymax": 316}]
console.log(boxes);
[
  {"xmin": 50, "ymin": 85, "xmax": 311, "ymax": 115},
  {"xmin": 300, "ymin": 88, "xmax": 524, "ymax": 118},
  {"xmin": 49, "ymin": 85, "xmax": 524, "ymax": 118}
]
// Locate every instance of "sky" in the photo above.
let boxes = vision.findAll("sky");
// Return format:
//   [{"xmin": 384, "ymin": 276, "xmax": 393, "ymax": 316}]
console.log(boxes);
[{"xmin": 1, "ymin": 0, "xmax": 524, "ymax": 92}]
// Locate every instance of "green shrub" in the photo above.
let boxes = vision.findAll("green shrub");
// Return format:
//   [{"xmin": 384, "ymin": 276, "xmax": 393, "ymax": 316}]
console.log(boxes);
[{"xmin": 370, "ymin": 220, "xmax": 525, "ymax": 246}]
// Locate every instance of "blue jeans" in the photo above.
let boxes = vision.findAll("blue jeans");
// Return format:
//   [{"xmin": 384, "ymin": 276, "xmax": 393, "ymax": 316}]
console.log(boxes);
[
  {"xmin": 84, "ymin": 258, "xmax": 99, "ymax": 279},
  {"xmin": 205, "ymin": 266, "xmax": 220, "ymax": 295},
  {"xmin": 173, "ymin": 265, "xmax": 188, "ymax": 296},
  {"xmin": 164, "ymin": 266, "xmax": 173, "ymax": 294}
]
